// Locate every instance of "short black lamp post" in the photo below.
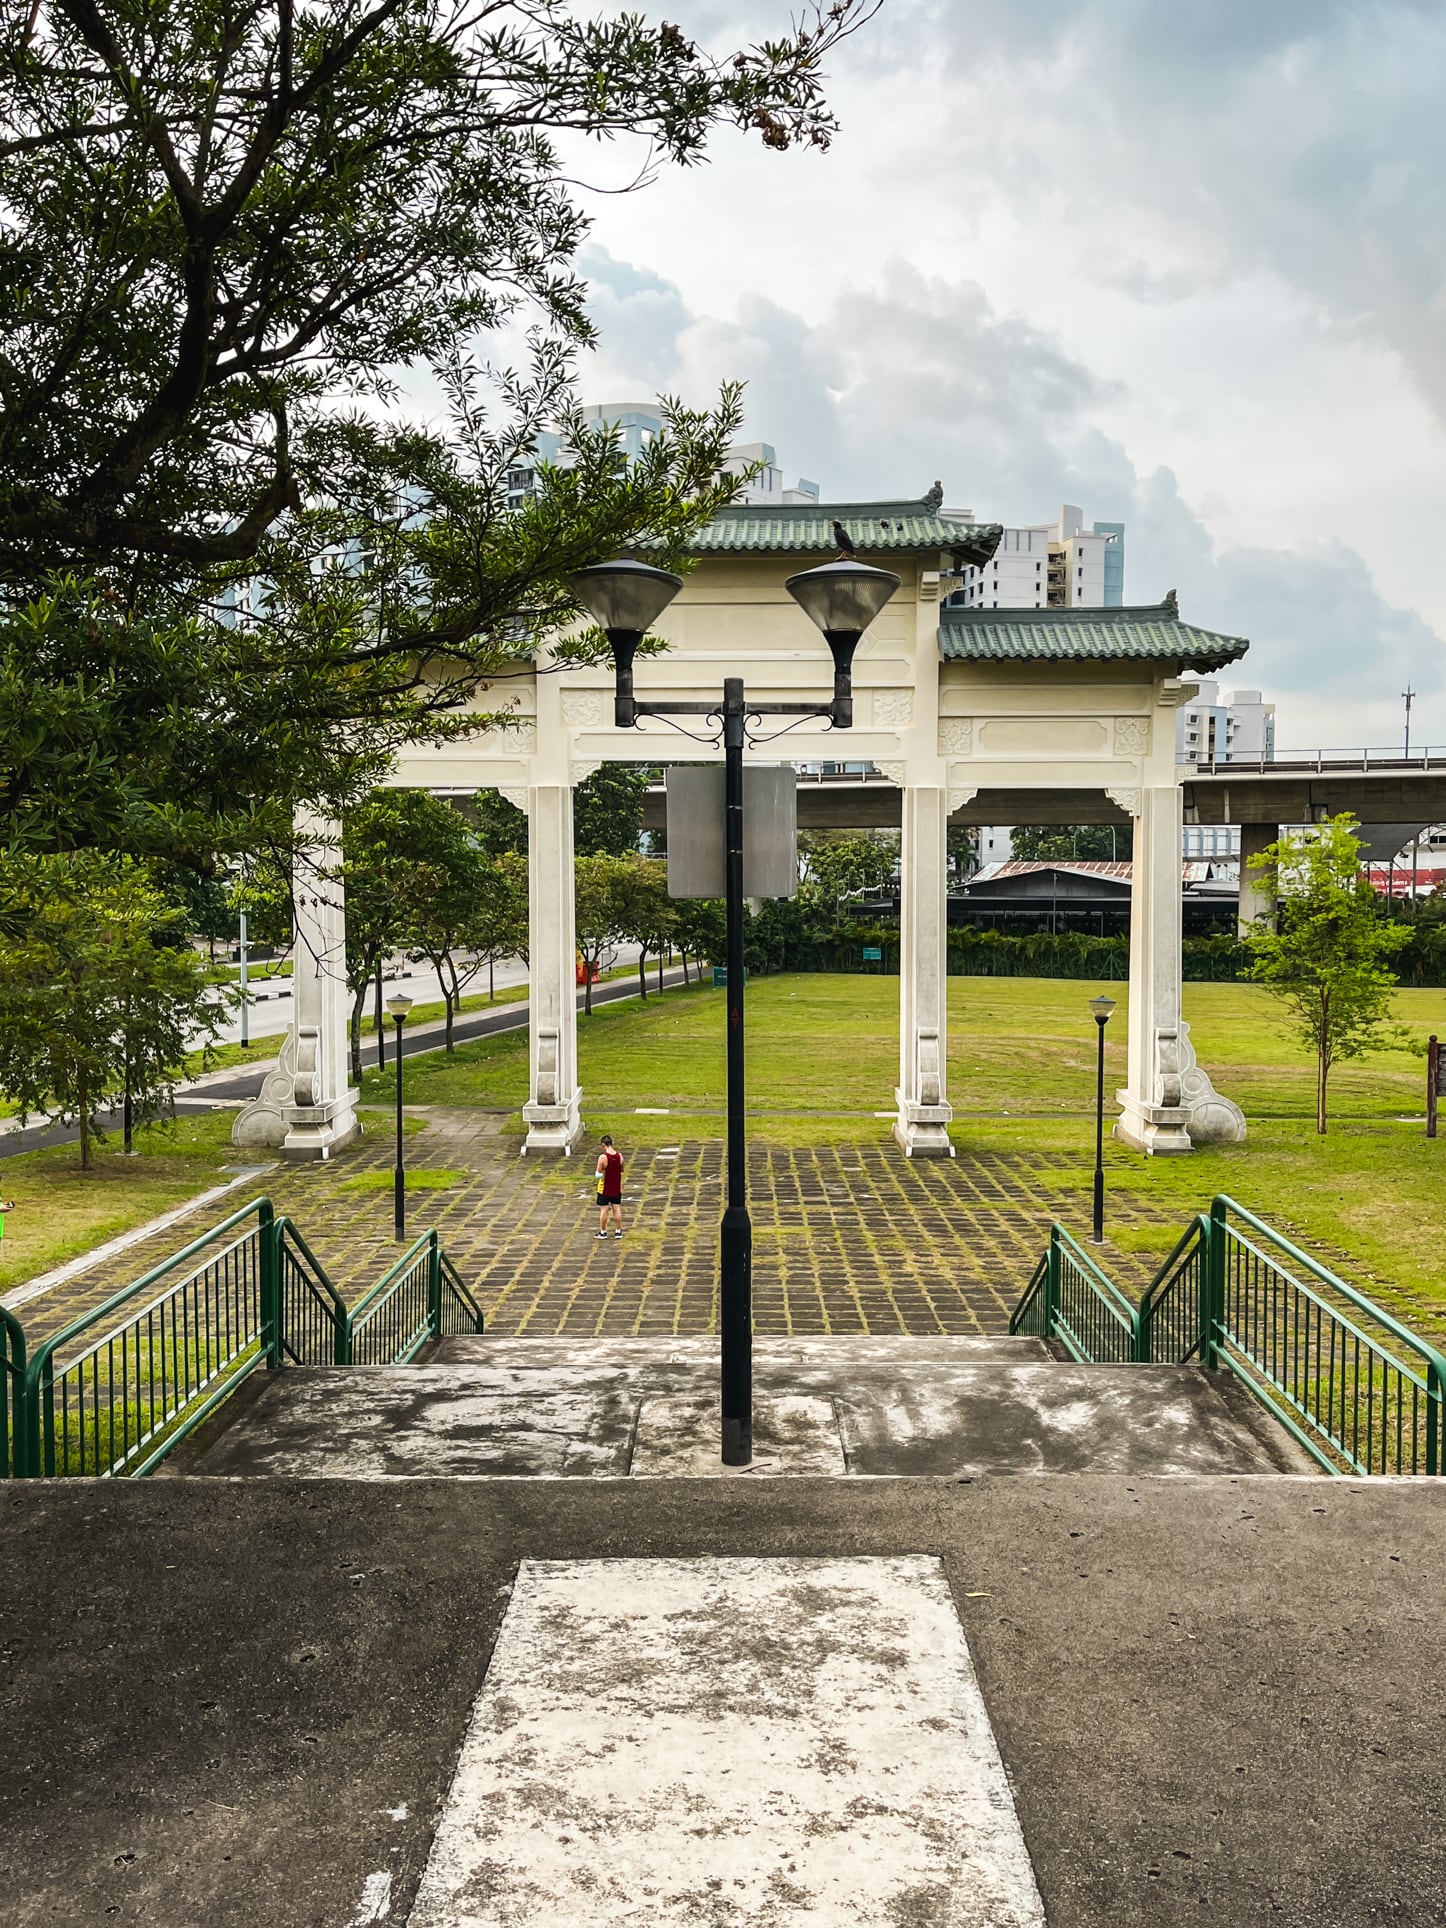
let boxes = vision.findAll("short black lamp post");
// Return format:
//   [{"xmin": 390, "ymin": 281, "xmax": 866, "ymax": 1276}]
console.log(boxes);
[
  {"xmin": 1089, "ymin": 994, "xmax": 1117, "ymax": 1243},
  {"xmin": 388, "ymin": 993, "xmax": 413, "ymax": 1240},
  {"xmin": 571, "ymin": 554, "xmax": 900, "ymax": 1464}
]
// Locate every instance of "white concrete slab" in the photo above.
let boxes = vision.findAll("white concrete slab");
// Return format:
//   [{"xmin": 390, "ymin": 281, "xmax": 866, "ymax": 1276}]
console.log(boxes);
[
  {"xmin": 631, "ymin": 1393, "xmax": 846, "ymax": 1477},
  {"xmin": 408, "ymin": 1555, "xmax": 1045, "ymax": 1927}
]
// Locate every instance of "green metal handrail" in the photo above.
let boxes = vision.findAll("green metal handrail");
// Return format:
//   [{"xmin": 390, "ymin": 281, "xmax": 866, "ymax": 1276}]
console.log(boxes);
[
  {"xmin": 439, "ymin": 1250, "xmax": 485, "ymax": 1337},
  {"xmin": 277, "ymin": 1218, "xmax": 350, "ymax": 1366},
  {"xmin": 346, "ymin": 1229, "xmax": 440, "ymax": 1365},
  {"xmin": 1209, "ymin": 1196, "xmax": 1446, "ymax": 1477},
  {"xmin": 7, "ymin": 1198, "xmax": 481, "ymax": 1478},
  {"xmin": 3, "ymin": 1303, "xmax": 27, "ymax": 1480},
  {"xmin": 1048, "ymin": 1224, "xmax": 1139, "ymax": 1363},
  {"xmin": 19, "ymin": 1198, "xmax": 275, "ymax": 1479},
  {"xmin": 1008, "ymin": 1251, "xmax": 1049, "ymax": 1340},
  {"xmin": 1009, "ymin": 1195, "xmax": 1446, "ymax": 1475},
  {"xmin": 1137, "ymin": 1215, "xmax": 1211, "ymax": 1365}
]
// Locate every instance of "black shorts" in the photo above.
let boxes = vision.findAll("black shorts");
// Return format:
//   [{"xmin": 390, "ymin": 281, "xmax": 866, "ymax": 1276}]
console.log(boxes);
[{"xmin": 597, "ymin": 1193, "xmax": 621, "ymax": 1207}]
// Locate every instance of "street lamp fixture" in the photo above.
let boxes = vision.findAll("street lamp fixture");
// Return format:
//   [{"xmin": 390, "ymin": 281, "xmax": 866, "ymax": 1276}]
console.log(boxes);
[
  {"xmin": 572, "ymin": 553, "xmax": 900, "ymax": 1465},
  {"xmin": 570, "ymin": 558, "xmax": 686, "ymax": 728},
  {"xmin": 785, "ymin": 560, "xmax": 902, "ymax": 728},
  {"xmin": 387, "ymin": 993, "xmax": 413, "ymax": 1240},
  {"xmin": 1089, "ymin": 994, "xmax": 1117, "ymax": 1243}
]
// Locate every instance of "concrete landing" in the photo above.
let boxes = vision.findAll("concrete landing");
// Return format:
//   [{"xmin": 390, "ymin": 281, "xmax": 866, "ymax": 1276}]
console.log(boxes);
[
  {"xmin": 3, "ymin": 1476, "xmax": 1443, "ymax": 1926},
  {"xmin": 180, "ymin": 1336, "xmax": 1307, "ymax": 1479},
  {"xmin": 409, "ymin": 1556, "xmax": 1044, "ymax": 1926}
]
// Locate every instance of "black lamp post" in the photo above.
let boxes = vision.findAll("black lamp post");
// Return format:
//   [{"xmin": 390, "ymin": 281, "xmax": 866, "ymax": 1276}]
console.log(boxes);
[
  {"xmin": 388, "ymin": 992, "xmax": 413, "ymax": 1240},
  {"xmin": 1089, "ymin": 993, "xmax": 1116, "ymax": 1243},
  {"xmin": 571, "ymin": 552, "xmax": 900, "ymax": 1464}
]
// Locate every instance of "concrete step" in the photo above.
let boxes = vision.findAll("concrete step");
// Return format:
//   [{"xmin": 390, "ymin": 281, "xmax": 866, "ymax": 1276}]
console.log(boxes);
[{"xmin": 177, "ymin": 1337, "xmax": 1311, "ymax": 1481}]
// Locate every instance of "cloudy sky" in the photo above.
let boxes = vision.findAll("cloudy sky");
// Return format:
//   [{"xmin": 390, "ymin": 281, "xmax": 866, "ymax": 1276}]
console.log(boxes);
[{"xmin": 554, "ymin": 0, "xmax": 1446, "ymax": 750}]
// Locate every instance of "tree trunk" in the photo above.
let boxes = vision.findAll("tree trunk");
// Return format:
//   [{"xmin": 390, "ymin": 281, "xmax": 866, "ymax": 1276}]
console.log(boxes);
[
  {"xmin": 1317, "ymin": 1047, "xmax": 1328, "ymax": 1134},
  {"xmin": 658, "ymin": 948, "xmax": 664, "ymax": 994},
  {"xmin": 78, "ymin": 1064, "xmax": 91, "ymax": 1172},
  {"xmin": 638, "ymin": 947, "xmax": 648, "ymax": 999},
  {"xmin": 583, "ymin": 952, "xmax": 594, "ymax": 1016},
  {"xmin": 374, "ymin": 961, "xmax": 386, "ymax": 1069},
  {"xmin": 350, "ymin": 979, "xmax": 368, "ymax": 1085},
  {"xmin": 681, "ymin": 949, "xmax": 690, "ymax": 986}
]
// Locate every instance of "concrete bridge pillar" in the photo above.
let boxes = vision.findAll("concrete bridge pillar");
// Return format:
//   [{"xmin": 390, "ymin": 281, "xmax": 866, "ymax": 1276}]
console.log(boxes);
[
  {"xmin": 521, "ymin": 782, "xmax": 583, "ymax": 1155},
  {"xmin": 232, "ymin": 810, "xmax": 359, "ymax": 1160},
  {"xmin": 1238, "ymin": 819, "xmax": 1278, "ymax": 934},
  {"xmin": 1116, "ymin": 785, "xmax": 1193, "ymax": 1155},
  {"xmin": 895, "ymin": 784, "xmax": 954, "ymax": 1158}
]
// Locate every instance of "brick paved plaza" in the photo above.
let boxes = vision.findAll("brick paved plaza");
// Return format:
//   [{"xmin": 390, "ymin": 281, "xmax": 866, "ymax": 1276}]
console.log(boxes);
[{"xmin": 20, "ymin": 1105, "xmax": 1196, "ymax": 1344}]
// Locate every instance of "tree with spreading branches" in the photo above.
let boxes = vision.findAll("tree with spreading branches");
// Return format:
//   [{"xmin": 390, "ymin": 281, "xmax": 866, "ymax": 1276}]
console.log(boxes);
[{"xmin": 0, "ymin": 0, "xmax": 879, "ymax": 861}]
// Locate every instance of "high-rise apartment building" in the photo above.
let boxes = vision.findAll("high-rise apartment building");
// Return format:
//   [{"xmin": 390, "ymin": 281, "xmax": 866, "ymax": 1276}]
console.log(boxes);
[
  {"xmin": 1175, "ymin": 682, "xmax": 1276, "ymax": 768},
  {"xmin": 946, "ymin": 504, "xmax": 1125, "ymax": 610}
]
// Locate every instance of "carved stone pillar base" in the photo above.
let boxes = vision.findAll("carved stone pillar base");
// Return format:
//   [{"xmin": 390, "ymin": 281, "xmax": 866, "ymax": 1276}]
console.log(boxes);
[
  {"xmin": 1113, "ymin": 1092, "xmax": 1194, "ymax": 1156},
  {"xmin": 893, "ymin": 1093, "xmax": 955, "ymax": 1159},
  {"xmin": 282, "ymin": 1096, "xmax": 361, "ymax": 1162},
  {"xmin": 521, "ymin": 1090, "xmax": 585, "ymax": 1156},
  {"xmin": 231, "ymin": 1026, "xmax": 360, "ymax": 1160}
]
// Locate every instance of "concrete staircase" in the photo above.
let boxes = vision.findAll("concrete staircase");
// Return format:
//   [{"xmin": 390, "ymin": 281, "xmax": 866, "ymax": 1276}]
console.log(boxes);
[{"xmin": 176, "ymin": 1333, "xmax": 1309, "ymax": 1480}]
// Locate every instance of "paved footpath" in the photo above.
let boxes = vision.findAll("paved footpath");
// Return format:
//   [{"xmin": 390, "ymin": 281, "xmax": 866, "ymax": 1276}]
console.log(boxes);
[{"xmin": 12, "ymin": 1104, "xmax": 1196, "ymax": 1346}]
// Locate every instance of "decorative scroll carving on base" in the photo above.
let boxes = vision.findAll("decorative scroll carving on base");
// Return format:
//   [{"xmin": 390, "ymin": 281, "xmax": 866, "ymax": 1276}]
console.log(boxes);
[
  {"xmin": 232, "ymin": 1031, "xmax": 300, "ymax": 1150},
  {"xmin": 1105, "ymin": 785, "xmax": 1142, "ymax": 818},
  {"xmin": 569, "ymin": 758, "xmax": 602, "ymax": 786},
  {"xmin": 946, "ymin": 783, "xmax": 979, "ymax": 814},
  {"xmin": 497, "ymin": 786, "xmax": 529, "ymax": 811},
  {"xmin": 873, "ymin": 759, "xmax": 907, "ymax": 788},
  {"xmin": 1178, "ymin": 1019, "xmax": 1247, "ymax": 1145}
]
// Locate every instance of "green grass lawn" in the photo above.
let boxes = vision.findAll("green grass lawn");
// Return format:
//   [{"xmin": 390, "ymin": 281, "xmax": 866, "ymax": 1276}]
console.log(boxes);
[
  {"xmin": 359, "ymin": 969, "xmax": 1446, "ymax": 1333},
  {"xmin": 0, "ymin": 1111, "xmax": 244, "ymax": 1296}
]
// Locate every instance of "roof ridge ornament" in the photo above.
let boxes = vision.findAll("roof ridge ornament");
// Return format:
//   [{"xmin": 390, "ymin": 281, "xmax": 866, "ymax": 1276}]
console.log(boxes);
[{"xmin": 923, "ymin": 480, "xmax": 944, "ymax": 512}]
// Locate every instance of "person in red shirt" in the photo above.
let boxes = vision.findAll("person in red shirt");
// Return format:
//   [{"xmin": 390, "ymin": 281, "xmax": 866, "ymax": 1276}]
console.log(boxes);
[{"xmin": 595, "ymin": 1134, "xmax": 625, "ymax": 1239}]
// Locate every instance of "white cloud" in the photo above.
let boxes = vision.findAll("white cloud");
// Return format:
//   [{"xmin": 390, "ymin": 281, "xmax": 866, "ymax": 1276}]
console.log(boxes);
[{"xmin": 575, "ymin": 243, "xmax": 1446, "ymax": 744}]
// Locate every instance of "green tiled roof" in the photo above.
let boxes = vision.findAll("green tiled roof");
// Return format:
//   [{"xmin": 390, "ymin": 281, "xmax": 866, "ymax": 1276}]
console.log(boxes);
[
  {"xmin": 938, "ymin": 592, "xmax": 1248, "ymax": 671},
  {"xmin": 693, "ymin": 484, "xmax": 1001, "ymax": 565}
]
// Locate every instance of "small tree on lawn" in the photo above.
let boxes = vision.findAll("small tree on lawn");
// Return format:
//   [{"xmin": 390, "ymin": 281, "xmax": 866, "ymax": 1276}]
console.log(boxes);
[
  {"xmin": 673, "ymin": 898, "xmax": 726, "ymax": 983},
  {"xmin": 611, "ymin": 854, "xmax": 672, "ymax": 998},
  {"xmin": 574, "ymin": 853, "xmax": 634, "ymax": 1015},
  {"xmin": 1244, "ymin": 815, "xmax": 1409, "ymax": 1133},
  {"xmin": 468, "ymin": 852, "xmax": 531, "ymax": 999},
  {"xmin": 341, "ymin": 794, "xmax": 430, "ymax": 1083},
  {"xmin": 0, "ymin": 854, "xmax": 229, "ymax": 1169},
  {"xmin": 398, "ymin": 794, "xmax": 494, "ymax": 1053}
]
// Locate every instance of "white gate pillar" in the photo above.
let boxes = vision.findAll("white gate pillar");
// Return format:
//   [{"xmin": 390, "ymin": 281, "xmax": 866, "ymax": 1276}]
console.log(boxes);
[
  {"xmin": 895, "ymin": 784, "xmax": 954, "ymax": 1158},
  {"xmin": 521, "ymin": 782, "xmax": 583, "ymax": 1154},
  {"xmin": 232, "ymin": 811, "xmax": 359, "ymax": 1160},
  {"xmin": 1116, "ymin": 785, "xmax": 1193, "ymax": 1155}
]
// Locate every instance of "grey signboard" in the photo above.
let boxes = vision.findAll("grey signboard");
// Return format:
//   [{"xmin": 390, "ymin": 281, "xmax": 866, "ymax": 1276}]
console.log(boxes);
[{"xmin": 665, "ymin": 765, "xmax": 798, "ymax": 900}]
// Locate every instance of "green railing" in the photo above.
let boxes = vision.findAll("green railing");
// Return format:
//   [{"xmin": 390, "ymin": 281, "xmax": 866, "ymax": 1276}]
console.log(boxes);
[
  {"xmin": 1137, "ymin": 1215, "xmax": 1211, "ymax": 1366},
  {"xmin": 1203, "ymin": 1197, "xmax": 1445, "ymax": 1477},
  {"xmin": 1009, "ymin": 1224, "xmax": 1138, "ymax": 1362},
  {"xmin": 21, "ymin": 1199, "xmax": 275, "ymax": 1480},
  {"xmin": 3, "ymin": 1302, "xmax": 28, "ymax": 1480},
  {"xmin": 1009, "ymin": 1251, "xmax": 1049, "ymax": 1341},
  {"xmin": 1012, "ymin": 1195, "xmax": 1446, "ymax": 1476},
  {"xmin": 7, "ymin": 1196, "xmax": 483, "ymax": 1479},
  {"xmin": 278, "ymin": 1218, "xmax": 349, "ymax": 1366}
]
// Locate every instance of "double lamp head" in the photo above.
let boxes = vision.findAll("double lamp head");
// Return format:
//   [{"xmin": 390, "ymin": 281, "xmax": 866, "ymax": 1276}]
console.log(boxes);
[{"xmin": 568, "ymin": 554, "xmax": 902, "ymax": 730}]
